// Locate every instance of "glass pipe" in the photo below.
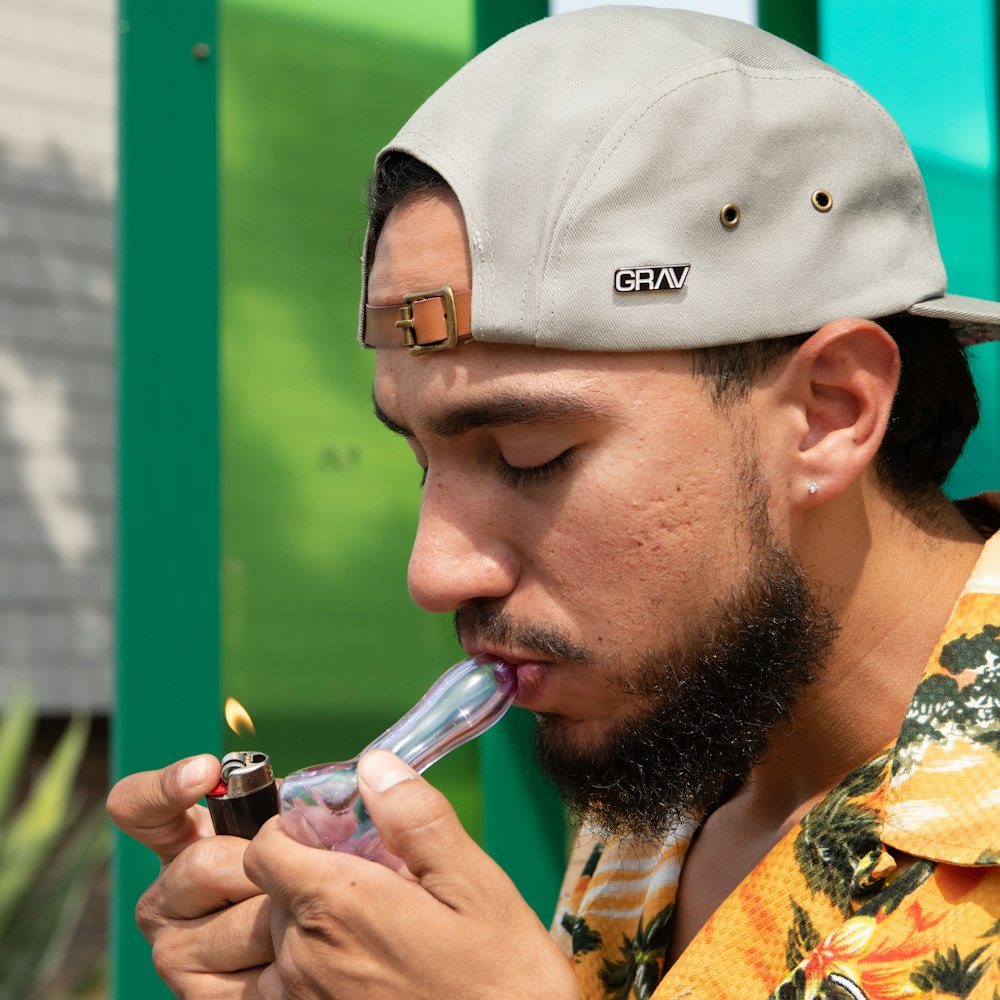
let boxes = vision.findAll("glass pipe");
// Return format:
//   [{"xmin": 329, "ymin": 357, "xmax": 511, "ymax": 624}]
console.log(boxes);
[{"xmin": 278, "ymin": 655, "xmax": 517, "ymax": 858}]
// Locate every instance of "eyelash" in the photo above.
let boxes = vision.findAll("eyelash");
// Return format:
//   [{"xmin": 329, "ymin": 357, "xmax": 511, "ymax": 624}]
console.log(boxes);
[
  {"xmin": 498, "ymin": 449, "xmax": 575, "ymax": 488},
  {"xmin": 416, "ymin": 449, "xmax": 576, "ymax": 489}
]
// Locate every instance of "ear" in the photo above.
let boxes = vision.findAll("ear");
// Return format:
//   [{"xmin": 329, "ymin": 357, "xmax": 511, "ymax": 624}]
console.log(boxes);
[{"xmin": 785, "ymin": 318, "xmax": 899, "ymax": 511}]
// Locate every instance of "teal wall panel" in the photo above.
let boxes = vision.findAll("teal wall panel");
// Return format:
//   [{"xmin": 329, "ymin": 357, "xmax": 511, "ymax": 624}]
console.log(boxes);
[{"xmin": 820, "ymin": 0, "xmax": 1000, "ymax": 498}]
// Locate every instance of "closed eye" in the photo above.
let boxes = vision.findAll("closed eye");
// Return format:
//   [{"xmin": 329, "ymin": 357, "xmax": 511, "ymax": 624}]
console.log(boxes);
[{"xmin": 498, "ymin": 449, "xmax": 575, "ymax": 488}]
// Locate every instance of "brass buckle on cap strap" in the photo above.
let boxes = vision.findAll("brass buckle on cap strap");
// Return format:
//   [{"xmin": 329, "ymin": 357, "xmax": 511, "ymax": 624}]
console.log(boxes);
[{"xmin": 396, "ymin": 286, "xmax": 459, "ymax": 355}]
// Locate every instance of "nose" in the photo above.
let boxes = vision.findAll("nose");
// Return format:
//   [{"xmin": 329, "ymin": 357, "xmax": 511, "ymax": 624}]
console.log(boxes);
[{"xmin": 407, "ymin": 483, "xmax": 518, "ymax": 614}]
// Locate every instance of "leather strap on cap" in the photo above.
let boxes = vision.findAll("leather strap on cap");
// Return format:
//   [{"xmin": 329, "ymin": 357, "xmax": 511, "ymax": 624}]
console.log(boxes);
[{"xmin": 364, "ymin": 286, "xmax": 472, "ymax": 354}]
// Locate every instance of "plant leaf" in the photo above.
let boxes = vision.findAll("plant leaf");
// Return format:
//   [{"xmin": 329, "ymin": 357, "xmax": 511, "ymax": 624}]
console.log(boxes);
[
  {"xmin": 0, "ymin": 716, "xmax": 90, "ymax": 942},
  {"xmin": 0, "ymin": 687, "xmax": 35, "ymax": 826},
  {"xmin": 0, "ymin": 806, "xmax": 110, "ymax": 999}
]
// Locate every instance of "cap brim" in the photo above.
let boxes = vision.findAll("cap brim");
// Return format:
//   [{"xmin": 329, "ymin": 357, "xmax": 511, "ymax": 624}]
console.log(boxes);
[{"xmin": 908, "ymin": 294, "xmax": 1000, "ymax": 345}]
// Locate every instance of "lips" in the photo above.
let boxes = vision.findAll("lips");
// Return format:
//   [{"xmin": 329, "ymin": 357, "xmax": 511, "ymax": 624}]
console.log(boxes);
[
  {"xmin": 510, "ymin": 661, "xmax": 548, "ymax": 706},
  {"xmin": 465, "ymin": 644, "xmax": 550, "ymax": 709}
]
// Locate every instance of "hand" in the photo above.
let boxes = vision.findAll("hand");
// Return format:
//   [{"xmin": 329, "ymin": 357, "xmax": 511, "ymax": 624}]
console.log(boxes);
[
  {"xmin": 107, "ymin": 755, "xmax": 276, "ymax": 997},
  {"xmin": 244, "ymin": 750, "xmax": 580, "ymax": 1000}
]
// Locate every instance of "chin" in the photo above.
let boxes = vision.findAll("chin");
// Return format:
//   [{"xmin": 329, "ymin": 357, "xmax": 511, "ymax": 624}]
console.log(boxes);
[{"xmin": 533, "ymin": 711, "xmax": 618, "ymax": 754}]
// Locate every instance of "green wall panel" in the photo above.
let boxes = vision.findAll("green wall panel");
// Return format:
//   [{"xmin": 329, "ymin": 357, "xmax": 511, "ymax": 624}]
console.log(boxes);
[
  {"xmin": 476, "ymin": 0, "xmax": 547, "ymax": 51},
  {"xmin": 114, "ymin": 4, "xmax": 219, "ymax": 999},
  {"xmin": 758, "ymin": 0, "xmax": 818, "ymax": 53},
  {"xmin": 219, "ymin": 0, "xmax": 484, "ymax": 830}
]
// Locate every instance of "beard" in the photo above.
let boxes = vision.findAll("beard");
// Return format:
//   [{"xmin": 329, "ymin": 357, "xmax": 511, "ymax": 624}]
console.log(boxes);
[{"xmin": 454, "ymin": 476, "xmax": 838, "ymax": 842}]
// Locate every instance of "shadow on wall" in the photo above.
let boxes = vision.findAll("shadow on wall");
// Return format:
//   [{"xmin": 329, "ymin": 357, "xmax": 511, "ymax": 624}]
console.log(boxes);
[{"xmin": 0, "ymin": 139, "xmax": 114, "ymax": 713}]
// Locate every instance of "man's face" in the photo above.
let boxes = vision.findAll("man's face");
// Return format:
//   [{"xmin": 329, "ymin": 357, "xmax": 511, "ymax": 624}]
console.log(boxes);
[{"xmin": 370, "ymin": 192, "xmax": 835, "ymax": 836}]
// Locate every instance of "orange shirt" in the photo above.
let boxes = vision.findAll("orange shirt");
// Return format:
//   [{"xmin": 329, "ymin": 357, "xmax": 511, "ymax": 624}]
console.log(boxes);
[{"xmin": 554, "ymin": 502, "xmax": 1000, "ymax": 1000}]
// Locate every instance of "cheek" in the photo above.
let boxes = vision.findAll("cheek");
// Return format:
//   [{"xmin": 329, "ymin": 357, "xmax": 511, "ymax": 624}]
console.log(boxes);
[{"xmin": 523, "ymin": 445, "xmax": 747, "ymax": 632}]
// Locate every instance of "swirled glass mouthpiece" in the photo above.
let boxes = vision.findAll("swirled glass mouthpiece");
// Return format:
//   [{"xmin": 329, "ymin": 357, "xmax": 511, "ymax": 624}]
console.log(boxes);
[{"xmin": 278, "ymin": 655, "xmax": 516, "ymax": 857}]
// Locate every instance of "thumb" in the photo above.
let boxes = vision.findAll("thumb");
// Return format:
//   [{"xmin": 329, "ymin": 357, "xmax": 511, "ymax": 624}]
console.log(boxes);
[
  {"xmin": 107, "ymin": 754, "xmax": 220, "ymax": 864},
  {"xmin": 356, "ymin": 750, "xmax": 488, "ymax": 904}
]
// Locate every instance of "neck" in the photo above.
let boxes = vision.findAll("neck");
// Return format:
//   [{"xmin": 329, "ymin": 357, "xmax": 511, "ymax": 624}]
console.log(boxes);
[{"xmin": 741, "ymin": 479, "xmax": 985, "ymax": 828}]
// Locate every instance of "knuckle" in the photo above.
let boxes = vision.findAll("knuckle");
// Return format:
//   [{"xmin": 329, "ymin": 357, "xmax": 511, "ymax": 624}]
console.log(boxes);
[
  {"xmin": 395, "ymin": 811, "xmax": 440, "ymax": 851},
  {"xmin": 257, "ymin": 963, "xmax": 284, "ymax": 1000},
  {"xmin": 391, "ymin": 788, "xmax": 455, "ymax": 843},
  {"xmin": 275, "ymin": 941, "xmax": 313, "ymax": 997},
  {"xmin": 149, "ymin": 934, "xmax": 183, "ymax": 987},
  {"xmin": 241, "ymin": 837, "xmax": 262, "ymax": 882},
  {"xmin": 142, "ymin": 813, "xmax": 197, "ymax": 858},
  {"xmin": 157, "ymin": 765, "xmax": 181, "ymax": 809},
  {"xmin": 396, "ymin": 778, "xmax": 444, "ymax": 813},
  {"xmin": 105, "ymin": 783, "xmax": 124, "ymax": 823},
  {"xmin": 248, "ymin": 894, "xmax": 275, "ymax": 950},
  {"xmin": 134, "ymin": 884, "xmax": 164, "ymax": 938},
  {"xmin": 105, "ymin": 778, "xmax": 138, "ymax": 829},
  {"xmin": 181, "ymin": 834, "xmax": 245, "ymax": 884},
  {"xmin": 293, "ymin": 896, "xmax": 349, "ymax": 948}
]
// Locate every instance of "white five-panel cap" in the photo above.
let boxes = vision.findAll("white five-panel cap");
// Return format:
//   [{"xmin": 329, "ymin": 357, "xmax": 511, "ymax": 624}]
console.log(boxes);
[{"xmin": 360, "ymin": 5, "xmax": 1000, "ymax": 351}]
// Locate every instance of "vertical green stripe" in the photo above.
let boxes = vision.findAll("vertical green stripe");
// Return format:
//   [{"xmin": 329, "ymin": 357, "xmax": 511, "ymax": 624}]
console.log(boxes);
[
  {"xmin": 481, "ymin": 710, "xmax": 567, "ymax": 920},
  {"xmin": 114, "ymin": 3, "xmax": 219, "ymax": 998},
  {"xmin": 475, "ymin": 0, "xmax": 547, "ymax": 51},
  {"xmin": 758, "ymin": 0, "xmax": 819, "ymax": 53}
]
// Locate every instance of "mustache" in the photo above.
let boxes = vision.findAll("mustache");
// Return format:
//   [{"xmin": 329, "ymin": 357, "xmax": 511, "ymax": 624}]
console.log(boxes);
[{"xmin": 454, "ymin": 600, "xmax": 590, "ymax": 663}]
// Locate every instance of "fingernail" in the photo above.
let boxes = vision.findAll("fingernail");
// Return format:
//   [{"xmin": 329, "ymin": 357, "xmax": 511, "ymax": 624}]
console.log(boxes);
[
  {"xmin": 179, "ymin": 756, "xmax": 210, "ymax": 790},
  {"xmin": 358, "ymin": 751, "xmax": 417, "ymax": 793}
]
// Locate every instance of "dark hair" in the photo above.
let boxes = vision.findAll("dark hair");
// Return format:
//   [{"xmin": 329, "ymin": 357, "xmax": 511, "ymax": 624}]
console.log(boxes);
[
  {"xmin": 365, "ymin": 154, "xmax": 450, "ymax": 259},
  {"xmin": 367, "ymin": 153, "xmax": 980, "ymax": 504},
  {"xmin": 690, "ymin": 315, "xmax": 980, "ymax": 503}
]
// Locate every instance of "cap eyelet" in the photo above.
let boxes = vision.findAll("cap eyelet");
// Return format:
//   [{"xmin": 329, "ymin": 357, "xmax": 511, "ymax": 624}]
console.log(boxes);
[
  {"xmin": 811, "ymin": 189, "xmax": 833, "ymax": 213},
  {"xmin": 720, "ymin": 203, "xmax": 740, "ymax": 228}
]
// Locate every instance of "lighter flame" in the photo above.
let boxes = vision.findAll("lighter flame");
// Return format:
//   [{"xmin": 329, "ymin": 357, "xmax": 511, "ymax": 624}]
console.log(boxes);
[{"xmin": 224, "ymin": 697, "xmax": 256, "ymax": 737}]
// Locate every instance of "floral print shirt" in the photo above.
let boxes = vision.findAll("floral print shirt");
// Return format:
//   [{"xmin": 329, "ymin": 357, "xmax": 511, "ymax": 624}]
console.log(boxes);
[{"xmin": 553, "ymin": 498, "xmax": 1000, "ymax": 1000}]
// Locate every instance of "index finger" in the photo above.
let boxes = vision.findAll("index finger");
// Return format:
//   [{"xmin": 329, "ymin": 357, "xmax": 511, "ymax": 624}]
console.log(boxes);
[{"xmin": 107, "ymin": 754, "xmax": 221, "ymax": 864}]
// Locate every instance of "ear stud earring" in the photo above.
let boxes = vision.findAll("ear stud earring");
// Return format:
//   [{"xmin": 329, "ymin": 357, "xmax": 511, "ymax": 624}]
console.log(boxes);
[{"xmin": 806, "ymin": 481, "xmax": 819, "ymax": 494}]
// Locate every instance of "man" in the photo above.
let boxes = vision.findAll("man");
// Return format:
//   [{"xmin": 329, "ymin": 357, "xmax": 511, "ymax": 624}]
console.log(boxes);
[{"xmin": 108, "ymin": 8, "xmax": 1000, "ymax": 999}]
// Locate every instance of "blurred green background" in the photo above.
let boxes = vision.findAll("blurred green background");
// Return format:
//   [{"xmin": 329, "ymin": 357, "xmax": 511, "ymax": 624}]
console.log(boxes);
[{"xmin": 220, "ymin": 0, "xmax": 482, "ymax": 824}]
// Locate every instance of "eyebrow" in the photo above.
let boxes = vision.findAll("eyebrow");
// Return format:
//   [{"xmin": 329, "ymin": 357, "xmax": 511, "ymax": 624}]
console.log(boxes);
[{"xmin": 372, "ymin": 388, "xmax": 612, "ymax": 438}]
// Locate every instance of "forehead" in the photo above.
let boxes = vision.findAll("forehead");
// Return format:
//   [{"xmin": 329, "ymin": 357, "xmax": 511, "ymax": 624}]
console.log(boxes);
[
  {"xmin": 373, "ymin": 338, "xmax": 707, "ymax": 442},
  {"xmin": 367, "ymin": 190, "xmax": 471, "ymax": 307}
]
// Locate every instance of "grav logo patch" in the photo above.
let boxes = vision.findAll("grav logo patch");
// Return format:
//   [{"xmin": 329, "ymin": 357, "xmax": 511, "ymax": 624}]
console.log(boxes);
[{"xmin": 614, "ymin": 265, "xmax": 690, "ymax": 292}]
